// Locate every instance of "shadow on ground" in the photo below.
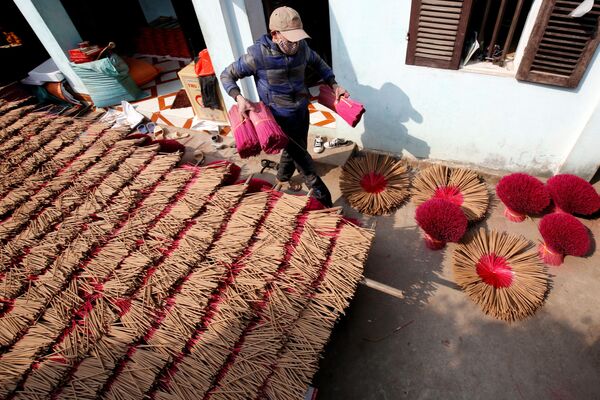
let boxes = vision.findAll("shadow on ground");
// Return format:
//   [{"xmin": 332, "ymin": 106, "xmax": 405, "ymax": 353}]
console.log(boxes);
[{"xmin": 314, "ymin": 192, "xmax": 600, "ymax": 400}]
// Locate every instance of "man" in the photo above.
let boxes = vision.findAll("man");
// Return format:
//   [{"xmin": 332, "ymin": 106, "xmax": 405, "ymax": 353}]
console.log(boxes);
[{"xmin": 220, "ymin": 6, "xmax": 348, "ymax": 208}]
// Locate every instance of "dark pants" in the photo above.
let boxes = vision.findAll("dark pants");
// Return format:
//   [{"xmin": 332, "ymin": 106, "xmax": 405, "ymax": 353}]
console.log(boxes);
[{"xmin": 274, "ymin": 107, "xmax": 333, "ymax": 208}]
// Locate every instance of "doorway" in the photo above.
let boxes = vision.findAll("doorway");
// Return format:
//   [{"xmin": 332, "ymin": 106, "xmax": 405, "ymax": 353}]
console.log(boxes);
[
  {"xmin": 0, "ymin": 1, "xmax": 50, "ymax": 85},
  {"xmin": 60, "ymin": 0, "xmax": 205, "ymax": 59},
  {"xmin": 261, "ymin": 0, "xmax": 332, "ymax": 85}
]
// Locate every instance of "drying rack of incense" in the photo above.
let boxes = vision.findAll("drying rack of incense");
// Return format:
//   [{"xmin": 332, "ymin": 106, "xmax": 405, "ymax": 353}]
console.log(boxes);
[{"xmin": 0, "ymin": 99, "xmax": 375, "ymax": 400}]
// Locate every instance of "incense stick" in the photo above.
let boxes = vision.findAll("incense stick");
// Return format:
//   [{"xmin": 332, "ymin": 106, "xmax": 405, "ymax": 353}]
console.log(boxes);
[
  {"xmin": 58, "ymin": 183, "xmax": 247, "ymax": 400},
  {"xmin": 116, "ymin": 192, "xmax": 270, "ymax": 394},
  {"xmin": 260, "ymin": 222, "xmax": 374, "ymax": 399},
  {"xmin": 0, "ymin": 128, "xmax": 129, "ymax": 244},
  {"xmin": 0, "ymin": 154, "xmax": 181, "ymax": 352},
  {"xmin": 0, "ymin": 122, "xmax": 104, "ymax": 216},
  {"xmin": 206, "ymin": 211, "xmax": 342, "ymax": 400},
  {"xmin": 1, "ymin": 99, "xmax": 377, "ymax": 400}
]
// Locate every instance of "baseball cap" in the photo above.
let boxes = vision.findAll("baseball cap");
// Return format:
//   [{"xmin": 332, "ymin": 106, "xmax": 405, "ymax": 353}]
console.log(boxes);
[{"xmin": 269, "ymin": 7, "xmax": 310, "ymax": 42}]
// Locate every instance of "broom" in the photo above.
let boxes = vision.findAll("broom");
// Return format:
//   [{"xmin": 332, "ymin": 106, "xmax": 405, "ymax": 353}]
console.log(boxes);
[
  {"xmin": 546, "ymin": 174, "xmax": 600, "ymax": 216},
  {"xmin": 496, "ymin": 173, "xmax": 550, "ymax": 222},
  {"xmin": 538, "ymin": 212, "xmax": 591, "ymax": 266},
  {"xmin": 415, "ymin": 198, "xmax": 467, "ymax": 250},
  {"xmin": 228, "ymin": 104, "xmax": 261, "ymax": 159},
  {"xmin": 248, "ymin": 102, "xmax": 288, "ymax": 154},
  {"xmin": 340, "ymin": 152, "xmax": 410, "ymax": 215},
  {"xmin": 453, "ymin": 229, "xmax": 549, "ymax": 321},
  {"xmin": 318, "ymin": 84, "xmax": 365, "ymax": 127},
  {"xmin": 411, "ymin": 164, "xmax": 489, "ymax": 221}
]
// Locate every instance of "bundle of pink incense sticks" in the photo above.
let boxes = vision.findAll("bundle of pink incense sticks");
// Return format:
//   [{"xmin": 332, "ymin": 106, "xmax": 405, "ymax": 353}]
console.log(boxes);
[
  {"xmin": 229, "ymin": 104, "xmax": 261, "ymax": 159},
  {"xmin": 318, "ymin": 84, "xmax": 365, "ymax": 127},
  {"xmin": 248, "ymin": 101, "xmax": 288, "ymax": 154}
]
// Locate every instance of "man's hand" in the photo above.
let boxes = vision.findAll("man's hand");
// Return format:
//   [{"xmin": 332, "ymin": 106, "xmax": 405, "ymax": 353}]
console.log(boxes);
[
  {"xmin": 332, "ymin": 84, "xmax": 349, "ymax": 103},
  {"xmin": 236, "ymin": 95, "xmax": 256, "ymax": 120}
]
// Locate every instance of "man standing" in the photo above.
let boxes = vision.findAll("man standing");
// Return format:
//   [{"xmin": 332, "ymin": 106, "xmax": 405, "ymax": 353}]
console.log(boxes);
[{"xmin": 220, "ymin": 6, "xmax": 348, "ymax": 208}]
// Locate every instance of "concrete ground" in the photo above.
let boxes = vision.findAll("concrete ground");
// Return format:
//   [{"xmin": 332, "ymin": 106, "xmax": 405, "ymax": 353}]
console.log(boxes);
[{"xmin": 178, "ymin": 129, "xmax": 600, "ymax": 400}]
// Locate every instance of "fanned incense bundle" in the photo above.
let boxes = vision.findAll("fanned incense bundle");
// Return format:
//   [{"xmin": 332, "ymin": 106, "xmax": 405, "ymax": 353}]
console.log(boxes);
[
  {"xmin": 538, "ymin": 212, "xmax": 591, "ymax": 266},
  {"xmin": 318, "ymin": 84, "xmax": 365, "ymax": 127},
  {"xmin": 229, "ymin": 104, "xmax": 261, "ymax": 158},
  {"xmin": 248, "ymin": 101, "xmax": 288, "ymax": 154},
  {"xmin": 412, "ymin": 164, "xmax": 489, "ymax": 221},
  {"xmin": 546, "ymin": 174, "xmax": 600, "ymax": 216},
  {"xmin": 453, "ymin": 229, "xmax": 549, "ymax": 322},
  {"xmin": 415, "ymin": 198, "xmax": 468, "ymax": 250},
  {"xmin": 340, "ymin": 152, "xmax": 410, "ymax": 215},
  {"xmin": 496, "ymin": 173, "xmax": 551, "ymax": 222}
]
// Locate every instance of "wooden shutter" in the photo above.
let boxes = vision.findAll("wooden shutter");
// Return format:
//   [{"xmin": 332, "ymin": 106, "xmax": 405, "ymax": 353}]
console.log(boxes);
[
  {"xmin": 517, "ymin": 0, "xmax": 600, "ymax": 88},
  {"xmin": 406, "ymin": 0, "xmax": 474, "ymax": 69}
]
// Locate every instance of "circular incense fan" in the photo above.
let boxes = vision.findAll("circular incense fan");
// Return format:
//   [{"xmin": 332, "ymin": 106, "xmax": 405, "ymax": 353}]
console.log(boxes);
[
  {"xmin": 415, "ymin": 198, "xmax": 467, "ymax": 250},
  {"xmin": 340, "ymin": 152, "xmax": 410, "ymax": 216},
  {"xmin": 538, "ymin": 212, "xmax": 591, "ymax": 266},
  {"xmin": 496, "ymin": 173, "xmax": 550, "ymax": 222},
  {"xmin": 546, "ymin": 174, "xmax": 600, "ymax": 216},
  {"xmin": 411, "ymin": 164, "xmax": 489, "ymax": 221},
  {"xmin": 453, "ymin": 229, "xmax": 549, "ymax": 322}
]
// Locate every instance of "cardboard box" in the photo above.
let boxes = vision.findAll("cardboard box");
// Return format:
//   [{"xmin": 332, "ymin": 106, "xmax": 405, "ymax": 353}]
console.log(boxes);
[{"xmin": 178, "ymin": 62, "xmax": 228, "ymax": 123}]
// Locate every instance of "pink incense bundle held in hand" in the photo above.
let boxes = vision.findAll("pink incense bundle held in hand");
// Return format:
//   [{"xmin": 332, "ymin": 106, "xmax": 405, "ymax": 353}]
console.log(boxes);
[
  {"xmin": 229, "ymin": 105, "xmax": 261, "ymax": 159},
  {"xmin": 318, "ymin": 84, "xmax": 365, "ymax": 127},
  {"xmin": 248, "ymin": 102, "xmax": 288, "ymax": 154}
]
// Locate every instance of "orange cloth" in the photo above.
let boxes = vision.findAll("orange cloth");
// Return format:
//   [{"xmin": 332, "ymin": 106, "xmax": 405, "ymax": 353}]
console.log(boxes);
[{"xmin": 124, "ymin": 57, "xmax": 160, "ymax": 86}]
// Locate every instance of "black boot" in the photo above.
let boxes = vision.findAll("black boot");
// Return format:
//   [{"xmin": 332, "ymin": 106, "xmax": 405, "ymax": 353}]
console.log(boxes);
[{"xmin": 307, "ymin": 175, "xmax": 333, "ymax": 208}]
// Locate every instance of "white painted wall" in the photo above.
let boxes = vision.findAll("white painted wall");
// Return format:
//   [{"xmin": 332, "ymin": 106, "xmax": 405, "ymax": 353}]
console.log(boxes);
[
  {"xmin": 138, "ymin": 0, "xmax": 177, "ymax": 24},
  {"xmin": 244, "ymin": 0, "xmax": 267, "ymax": 40},
  {"xmin": 191, "ymin": 0, "xmax": 259, "ymax": 106},
  {"xmin": 559, "ymin": 98, "xmax": 600, "ymax": 180},
  {"xmin": 328, "ymin": 0, "xmax": 600, "ymax": 176}
]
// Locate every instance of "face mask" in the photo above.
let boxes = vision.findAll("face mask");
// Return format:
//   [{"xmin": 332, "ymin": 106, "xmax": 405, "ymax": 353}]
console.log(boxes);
[{"xmin": 275, "ymin": 36, "xmax": 299, "ymax": 55}]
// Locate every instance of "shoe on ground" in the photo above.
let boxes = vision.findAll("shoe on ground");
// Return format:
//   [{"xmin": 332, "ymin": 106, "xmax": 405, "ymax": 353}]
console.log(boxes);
[
  {"xmin": 313, "ymin": 136, "xmax": 325, "ymax": 153},
  {"xmin": 324, "ymin": 138, "xmax": 352, "ymax": 148}
]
